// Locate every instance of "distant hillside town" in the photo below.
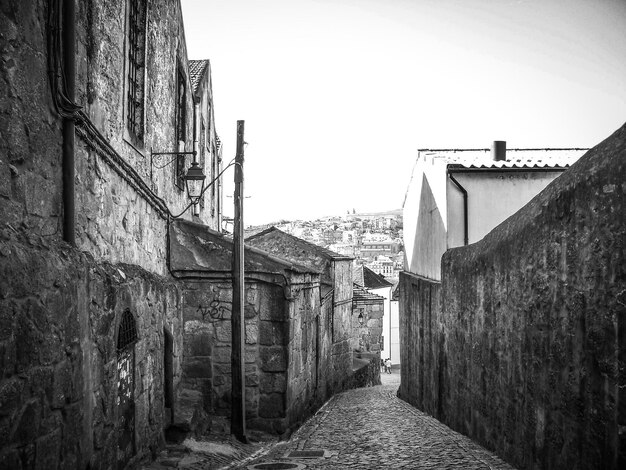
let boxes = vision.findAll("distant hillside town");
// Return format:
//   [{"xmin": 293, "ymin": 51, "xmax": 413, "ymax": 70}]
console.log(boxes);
[{"xmin": 246, "ymin": 209, "xmax": 404, "ymax": 281}]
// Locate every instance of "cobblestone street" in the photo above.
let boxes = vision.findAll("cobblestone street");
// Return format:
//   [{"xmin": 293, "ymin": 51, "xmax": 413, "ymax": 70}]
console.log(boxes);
[{"xmin": 236, "ymin": 371, "xmax": 516, "ymax": 470}]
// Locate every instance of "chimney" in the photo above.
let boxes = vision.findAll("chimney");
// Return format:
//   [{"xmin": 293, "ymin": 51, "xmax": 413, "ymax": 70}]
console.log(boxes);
[{"xmin": 492, "ymin": 140, "xmax": 506, "ymax": 161}]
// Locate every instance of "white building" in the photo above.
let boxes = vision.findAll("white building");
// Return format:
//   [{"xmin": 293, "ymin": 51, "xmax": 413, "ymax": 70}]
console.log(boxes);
[{"xmin": 403, "ymin": 142, "xmax": 587, "ymax": 280}]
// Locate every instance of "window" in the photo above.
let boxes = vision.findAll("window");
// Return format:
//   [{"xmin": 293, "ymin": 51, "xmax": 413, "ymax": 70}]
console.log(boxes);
[
  {"xmin": 175, "ymin": 66, "xmax": 187, "ymax": 190},
  {"xmin": 126, "ymin": 0, "xmax": 147, "ymax": 145},
  {"xmin": 117, "ymin": 309, "xmax": 138, "ymax": 351},
  {"xmin": 199, "ymin": 121, "xmax": 206, "ymax": 208},
  {"xmin": 117, "ymin": 308, "xmax": 138, "ymax": 467}
]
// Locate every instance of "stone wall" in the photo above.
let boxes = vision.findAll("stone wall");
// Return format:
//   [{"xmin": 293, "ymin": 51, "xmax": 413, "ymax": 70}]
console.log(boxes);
[
  {"xmin": 180, "ymin": 279, "xmax": 292, "ymax": 435},
  {"xmin": 0, "ymin": 229, "xmax": 182, "ymax": 470},
  {"xmin": 285, "ymin": 285, "xmax": 322, "ymax": 433},
  {"xmin": 397, "ymin": 272, "xmax": 442, "ymax": 417},
  {"xmin": 399, "ymin": 124, "xmax": 626, "ymax": 470},
  {"xmin": 352, "ymin": 301, "xmax": 384, "ymax": 354},
  {"xmin": 350, "ymin": 353, "xmax": 382, "ymax": 389},
  {"xmin": 328, "ymin": 260, "xmax": 354, "ymax": 396},
  {"xmin": 0, "ymin": 0, "xmax": 63, "ymax": 238}
]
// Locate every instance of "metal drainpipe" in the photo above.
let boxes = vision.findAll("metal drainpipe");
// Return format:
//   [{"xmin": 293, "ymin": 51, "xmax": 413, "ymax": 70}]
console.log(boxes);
[
  {"xmin": 448, "ymin": 172, "xmax": 468, "ymax": 246},
  {"xmin": 62, "ymin": 0, "xmax": 76, "ymax": 245}
]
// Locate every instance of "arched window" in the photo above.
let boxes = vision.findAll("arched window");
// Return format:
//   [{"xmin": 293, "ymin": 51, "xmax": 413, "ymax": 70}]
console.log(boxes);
[
  {"xmin": 117, "ymin": 309, "xmax": 138, "ymax": 351},
  {"xmin": 117, "ymin": 309, "xmax": 137, "ymax": 468}
]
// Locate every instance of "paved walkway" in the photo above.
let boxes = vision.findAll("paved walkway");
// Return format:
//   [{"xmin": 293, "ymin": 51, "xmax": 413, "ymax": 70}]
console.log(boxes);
[
  {"xmin": 239, "ymin": 370, "xmax": 516, "ymax": 469},
  {"xmin": 142, "ymin": 371, "xmax": 516, "ymax": 469}
]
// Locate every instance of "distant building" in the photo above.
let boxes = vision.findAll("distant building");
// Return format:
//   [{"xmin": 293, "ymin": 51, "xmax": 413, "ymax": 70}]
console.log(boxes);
[
  {"xmin": 360, "ymin": 240, "xmax": 401, "ymax": 259},
  {"xmin": 368, "ymin": 255, "xmax": 395, "ymax": 277},
  {"xmin": 402, "ymin": 143, "xmax": 587, "ymax": 280},
  {"xmin": 351, "ymin": 285, "xmax": 385, "ymax": 353},
  {"xmin": 353, "ymin": 265, "xmax": 394, "ymax": 362}
]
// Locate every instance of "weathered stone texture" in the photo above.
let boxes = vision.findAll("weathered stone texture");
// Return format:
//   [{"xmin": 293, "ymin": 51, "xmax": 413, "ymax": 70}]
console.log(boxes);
[
  {"xmin": 0, "ymin": 0, "xmax": 63, "ymax": 238},
  {"xmin": 179, "ymin": 280, "xmax": 292, "ymax": 434},
  {"xmin": 0, "ymin": 229, "xmax": 182, "ymax": 470},
  {"xmin": 397, "ymin": 273, "xmax": 442, "ymax": 418},
  {"xmin": 1, "ymin": 0, "xmax": 220, "ymax": 278},
  {"xmin": 400, "ymin": 124, "xmax": 626, "ymax": 470}
]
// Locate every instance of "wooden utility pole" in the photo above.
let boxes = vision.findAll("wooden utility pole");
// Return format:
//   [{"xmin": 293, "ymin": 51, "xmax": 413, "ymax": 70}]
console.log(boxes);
[{"xmin": 231, "ymin": 120, "xmax": 247, "ymax": 442}]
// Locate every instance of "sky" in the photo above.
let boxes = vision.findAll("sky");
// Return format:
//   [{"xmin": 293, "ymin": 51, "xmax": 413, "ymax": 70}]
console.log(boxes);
[{"xmin": 181, "ymin": 0, "xmax": 626, "ymax": 227}]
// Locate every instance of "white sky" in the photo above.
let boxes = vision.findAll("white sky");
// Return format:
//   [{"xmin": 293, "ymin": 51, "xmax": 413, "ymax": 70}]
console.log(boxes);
[{"xmin": 181, "ymin": 0, "xmax": 626, "ymax": 226}]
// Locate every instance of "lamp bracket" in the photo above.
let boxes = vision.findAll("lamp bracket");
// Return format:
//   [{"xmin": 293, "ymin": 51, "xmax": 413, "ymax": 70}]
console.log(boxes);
[{"xmin": 150, "ymin": 150, "xmax": 197, "ymax": 169}]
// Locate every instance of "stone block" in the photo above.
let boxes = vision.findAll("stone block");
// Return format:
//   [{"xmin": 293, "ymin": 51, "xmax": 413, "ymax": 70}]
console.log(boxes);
[
  {"xmin": 216, "ymin": 288, "xmax": 232, "ymax": 303},
  {"xmin": 213, "ymin": 363, "xmax": 231, "ymax": 377},
  {"xmin": 259, "ymin": 290, "xmax": 284, "ymax": 321},
  {"xmin": 214, "ymin": 320, "xmax": 231, "ymax": 344},
  {"xmin": 186, "ymin": 332, "xmax": 212, "ymax": 357},
  {"xmin": 259, "ymin": 321, "xmax": 286, "ymax": 346},
  {"xmin": 259, "ymin": 373, "xmax": 286, "ymax": 394},
  {"xmin": 245, "ymin": 285, "xmax": 258, "ymax": 305},
  {"xmin": 34, "ymin": 429, "xmax": 61, "ymax": 470},
  {"xmin": 244, "ymin": 304, "xmax": 257, "ymax": 319},
  {"xmin": 245, "ymin": 365, "xmax": 259, "ymax": 387},
  {"xmin": 245, "ymin": 346, "xmax": 257, "ymax": 364},
  {"xmin": 258, "ymin": 393, "xmax": 285, "ymax": 418},
  {"xmin": 212, "ymin": 346, "xmax": 230, "ymax": 364},
  {"xmin": 0, "ymin": 377, "xmax": 24, "ymax": 417},
  {"xmin": 11, "ymin": 400, "xmax": 40, "ymax": 444},
  {"xmin": 260, "ymin": 346, "xmax": 286, "ymax": 372},
  {"xmin": 183, "ymin": 357, "xmax": 211, "ymax": 379},
  {"xmin": 245, "ymin": 387, "xmax": 259, "ymax": 409},
  {"xmin": 245, "ymin": 320, "xmax": 258, "ymax": 345},
  {"xmin": 0, "ymin": 304, "xmax": 14, "ymax": 342},
  {"xmin": 0, "ymin": 447, "xmax": 22, "ymax": 470}
]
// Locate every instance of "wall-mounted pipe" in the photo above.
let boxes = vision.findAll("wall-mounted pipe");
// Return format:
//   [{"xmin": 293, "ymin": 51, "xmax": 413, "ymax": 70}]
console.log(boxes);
[
  {"xmin": 448, "ymin": 172, "xmax": 468, "ymax": 246},
  {"xmin": 62, "ymin": 0, "xmax": 76, "ymax": 245}
]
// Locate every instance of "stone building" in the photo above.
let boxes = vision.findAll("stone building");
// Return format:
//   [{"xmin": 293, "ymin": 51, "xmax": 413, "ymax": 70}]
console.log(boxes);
[
  {"xmin": 168, "ymin": 220, "xmax": 324, "ymax": 436},
  {"xmin": 0, "ymin": 1, "xmax": 221, "ymax": 468},
  {"xmin": 245, "ymin": 227, "xmax": 355, "ymax": 402},
  {"xmin": 353, "ymin": 265, "xmax": 393, "ymax": 359}
]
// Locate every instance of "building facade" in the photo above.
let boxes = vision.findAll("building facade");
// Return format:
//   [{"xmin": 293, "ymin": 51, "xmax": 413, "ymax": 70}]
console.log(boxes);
[
  {"xmin": 1, "ymin": 1, "xmax": 215, "ymax": 468},
  {"xmin": 245, "ymin": 227, "xmax": 356, "ymax": 402}
]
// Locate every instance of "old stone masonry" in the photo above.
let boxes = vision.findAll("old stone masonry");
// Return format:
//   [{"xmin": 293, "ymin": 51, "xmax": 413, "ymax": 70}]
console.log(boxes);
[{"xmin": 239, "ymin": 373, "xmax": 515, "ymax": 470}]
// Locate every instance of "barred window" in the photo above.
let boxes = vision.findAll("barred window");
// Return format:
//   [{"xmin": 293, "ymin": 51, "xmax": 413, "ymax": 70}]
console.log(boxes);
[
  {"xmin": 126, "ymin": 0, "xmax": 147, "ymax": 144},
  {"xmin": 175, "ymin": 66, "xmax": 187, "ymax": 190},
  {"xmin": 199, "ymin": 120, "xmax": 206, "ymax": 208},
  {"xmin": 117, "ymin": 309, "xmax": 138, "ymax": 351}
]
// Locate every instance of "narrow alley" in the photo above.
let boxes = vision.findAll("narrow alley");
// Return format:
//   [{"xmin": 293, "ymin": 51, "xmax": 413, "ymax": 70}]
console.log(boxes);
[
  {"xmin": 145, "ymin": 371, "xmax": 516, "ymax": 470},
  {"xmin": 239, "ymin": 371, "xmax": 515, "ymax": 470}
]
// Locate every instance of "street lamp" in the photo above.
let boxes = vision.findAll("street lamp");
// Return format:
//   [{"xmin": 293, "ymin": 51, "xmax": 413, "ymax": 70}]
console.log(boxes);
[
  {"xmin": 150, "ymin": 150, "xmax": 206, "ymax": 205},
  {"xmin": 358, "ymin": 310, "xmax": 364, "ymax": 325},
  {"xmin": 185, "ymin": 160, "xmax": 206, "ymax": 204}
]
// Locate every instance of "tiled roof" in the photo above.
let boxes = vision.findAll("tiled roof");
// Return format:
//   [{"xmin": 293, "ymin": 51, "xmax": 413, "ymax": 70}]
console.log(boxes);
[
  {"xmin": 353, "ymin": 265, "xmax": 393, "ymax": 288},
  {"xmin": 188, "ymin": 60, "xmax": 210, "ymax": 94},
  {"xmin": 418, "ymin": 148, "xmax": 588, "ymax": 170},
  {"xmin": 352, "ymin": 285, "xmax": 385, "ymax": 304},
  {"xmin": 246, "ymin": 227, "xmax": 352, "ymax": 261},
  {"xmin": 169, "ymin": 219, "xmax": 319, "ymax": 277}
]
